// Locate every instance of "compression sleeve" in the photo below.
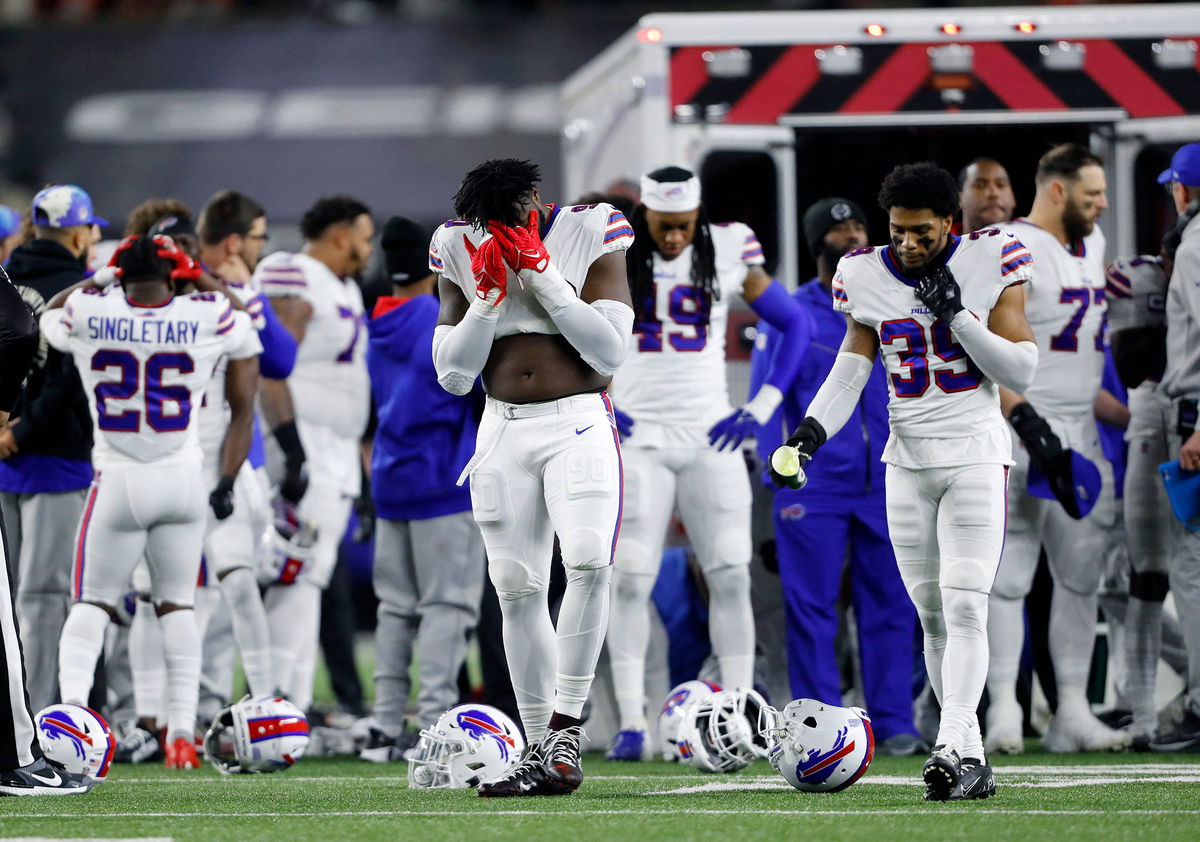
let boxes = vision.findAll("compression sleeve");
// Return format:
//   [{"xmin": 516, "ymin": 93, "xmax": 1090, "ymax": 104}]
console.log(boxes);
[
  {"xmin": 747, "ymin": 280, "xmax": 804, "ymax": 332},
  {"xmin": 803, "ymin": 351, "xmax": 873, "ymax": 440},
  {"xmin": 432, "ymin": 304, "xmax": 499, "ymax": 395},
  {"xmin": 948, "ymin": 310, "xmax": 1039, "ymax": 394},
  {"xmin": 522, "ymin": 264, "xmax": 633, "ymax": 376},
  {"xmin": 256, "ymin": 296, "xmax": 299, "ymax": 379},
  {"xmin": 743, "ymin": 306, "xmax": 813, "ymax": 424}
]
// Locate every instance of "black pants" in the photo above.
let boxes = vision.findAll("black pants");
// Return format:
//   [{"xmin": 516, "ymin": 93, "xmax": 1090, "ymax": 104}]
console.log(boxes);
[{"xmin": 0, "ymin": 501, "xmax": 41, "ymax": 769}]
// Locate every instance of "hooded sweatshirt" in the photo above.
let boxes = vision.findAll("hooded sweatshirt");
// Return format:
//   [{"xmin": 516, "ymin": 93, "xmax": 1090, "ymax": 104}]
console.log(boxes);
[
  {"xmin": 0, "ymin": 239, "xmax": 93, "ymax": 492},
  {"xmin": 367, "ymin": 294, "xmax": 478, "ymax": 520}
]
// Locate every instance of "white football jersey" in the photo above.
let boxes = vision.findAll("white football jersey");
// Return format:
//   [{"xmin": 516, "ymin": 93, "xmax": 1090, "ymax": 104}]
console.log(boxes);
[
  {"xmin": 833, "ymin": 229, "xmax": 1032, "ymax": 466},
  {"xmin": 197, "ymin": 280, "xmax": 266, "ymax": 464},
  {"xmin": 41, "ymin": 286, "xmax": 260, "ymax": 470},
  {"xmin": 1105, "ymin": 254, "xmax": 1166, "ymax": 334},
  {"xmin": 609, "ymin": 222, "xmax": 765, "ymax": 441},
  {"xmin": 1007, "ymin": 219, "xmax": 1107, "ymax": 418},
  {"xmin": 429, "ymin": 202, "xmax": 633, "ymax": 340},
  {"xmin": 254, "ymin": 251, "xmax": 369, "ymax": 440}
]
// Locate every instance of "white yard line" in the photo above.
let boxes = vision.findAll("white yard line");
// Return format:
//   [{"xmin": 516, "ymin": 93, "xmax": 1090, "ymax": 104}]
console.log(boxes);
[{"xmin": 7, "ymin": 809, "xmax": 1200, "ymax": 819}]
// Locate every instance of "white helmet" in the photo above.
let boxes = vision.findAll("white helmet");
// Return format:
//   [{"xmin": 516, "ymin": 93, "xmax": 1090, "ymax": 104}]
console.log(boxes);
[
  {"xmin": 204, "ymin": 695, "xmax": 310, "ymax": 774},
  {"xmin": 408, "ymin": 704, "xmax": 525, "ymax": 789},
  {"xmin": 760, "ymin": 698, "xmax": 875, "ymax": 792},
  {"xmin": 35, "ymin": 704, "xmax": 114, "ymax": 782},
  {"xmin": 658, "ymin": 679, "xmax": 722, "ymax": 761},
  {"xmin": 678, "ymin": 688, "xmax": 771, "ymax": 773},
  {"xmin": 258, "ymin": 498, "xmax": 318, "ymax": 586}
]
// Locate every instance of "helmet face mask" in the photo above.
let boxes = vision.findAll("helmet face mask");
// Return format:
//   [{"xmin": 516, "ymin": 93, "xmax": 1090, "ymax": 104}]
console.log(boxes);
[
  {"xmin": 407, "ymin": 704, "xmax": 525, "ymax": 789},
  {"xmin": 35, "ymin": 704, "xmax": 114, "ymax": 781},
  {"xmin": 761, "ymin": 698, "xmax": 875, "ymax": 793},
  {"xmin": 678, "ymin": 688, "xmax": 770, "ymax": 773},
  {"xmin": 658, "ymin": 680, "xmax": 722, "ymax": 761},
  {"xmin": 204, "ymin": 696, "xmax": 310, "ymax": 774}
]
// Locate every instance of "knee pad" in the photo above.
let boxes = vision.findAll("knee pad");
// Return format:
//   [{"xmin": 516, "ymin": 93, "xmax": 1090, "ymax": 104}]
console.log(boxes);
[
  {"xmin": 218, "ymin": 566, "xmax": 260, "ymax": 613},
  {"xmin": 942, "ymin": 587, "xmax": 988, "ymax": 635},
  {"xmin": 704, "ymin": 563, "xmax": 751, "ymax": 599},
  {"xmin": 488, "ymin": 552, "xmax": 544, "ymax": 601},
  {"xmin": 940, "ymin": 556, "xmax": 994, "ymax": 595},
  {"xmin": 709, "ymin": 525, "xmax": 751, "ymax": 570},
  {"xmin": 906, "ymin": 578, "xmax": 942, "ymax": 615},
  {"xmin": 559, "ymin": 527, "xmax": 610, "ymax": 572},
  {"xmin": 613, "ymin": 568, "xmax": 655, "ymax": 605},
  {"xmin": 1130, "ymin": 570, "xmax": 1169, "ymax": 602}
]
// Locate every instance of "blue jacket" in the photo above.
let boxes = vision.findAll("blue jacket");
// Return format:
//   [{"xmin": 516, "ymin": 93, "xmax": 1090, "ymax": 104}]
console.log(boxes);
[
  {"xmin": 367, "ymin": 295, "xmax": 477, "ymax": 520},
  {"xmin": 750, "ymin": 279, "xmax": 890, "ymax": 496}
]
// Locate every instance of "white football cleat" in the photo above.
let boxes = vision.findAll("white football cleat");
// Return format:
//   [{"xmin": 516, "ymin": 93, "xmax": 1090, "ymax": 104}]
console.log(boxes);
[
  {"xmin": 984, "ymin": 697, "xmax": 1024, "ymax": 755},
  {"xmin": 1042, "ymin": 705, "xmax": 1132, "ymax": 753}
]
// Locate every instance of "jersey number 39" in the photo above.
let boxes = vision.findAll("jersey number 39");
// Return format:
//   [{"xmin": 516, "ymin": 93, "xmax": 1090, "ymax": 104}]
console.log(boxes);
[{"xmin": 879, "ymin": 318, "xmax": 983, "ymax": 398}]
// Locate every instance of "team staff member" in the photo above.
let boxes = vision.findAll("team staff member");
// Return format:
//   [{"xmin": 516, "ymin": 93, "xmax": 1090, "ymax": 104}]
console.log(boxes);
[
  {"xmin": 752, "ymin": 197, "xmax": 925, "ymax": 756},
  {"xmin": 0, "ymin": 264, "xmax": 93, "ymax": 796},
  {"xmin": 958, "ymin": 158, "xmax": 1017, "ymax": 235},
  {"xmin": 1156, "ymin": 142, "xmax": 1200, "ymax": 752},
  {"xmin": 0, "ymin": 186, "xmax": 103, "ymax": 712},
  {"xmin": 361, "ymin": 216, "xmax": 485, "ymax": 762}
]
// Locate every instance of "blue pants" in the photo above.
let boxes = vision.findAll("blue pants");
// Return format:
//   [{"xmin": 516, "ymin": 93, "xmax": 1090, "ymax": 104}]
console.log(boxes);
[{"xmin": 774, "ymin": 488, "xmax": 918, "ymax": 741}]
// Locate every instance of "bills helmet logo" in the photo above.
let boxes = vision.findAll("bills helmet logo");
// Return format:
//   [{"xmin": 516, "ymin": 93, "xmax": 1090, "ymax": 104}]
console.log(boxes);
[
  {"xmin": 39, "ymin": 710, "xmax": 94, "ymax": 762},
  {"xmin": 795, "ymin": 725, "xmax": 855, "ymax": 786},
  {"xmin": 660, "ymin": 680, "xmax": 721, "ymax": 717},
  {"xmin": 457, "ymin": 709, "xmax": 517, "ymax": 761}
]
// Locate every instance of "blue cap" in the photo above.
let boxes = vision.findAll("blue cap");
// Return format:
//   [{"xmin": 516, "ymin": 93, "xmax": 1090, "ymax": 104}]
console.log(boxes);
[
  {"xmin": 0, "ymin": 205, "xmax": 20, "ymax": 239},
  {"xmin": 1157, "ymin": 143, "xmax": 1200, "ymax": 187},
  {"xmin": 1160, "ymin": 460, "xmax": 1200, "ymax": 531},
  {"xmin": 1027, "ymin": 450, "xmax": 1102, "ymax": 520},
  {"xmin": 31, "ymin": 184, "xmax": 108, "ymax": 229}
]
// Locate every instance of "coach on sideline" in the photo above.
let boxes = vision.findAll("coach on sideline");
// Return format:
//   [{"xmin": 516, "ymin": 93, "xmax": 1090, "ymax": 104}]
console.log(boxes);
[
  {"xmin": 0, "ymin": 265, "xmax": 91, "ymax": 796},
  {"xmin": 1156, "ymin": 142, "xmax": 1200, "ymax": 752}
]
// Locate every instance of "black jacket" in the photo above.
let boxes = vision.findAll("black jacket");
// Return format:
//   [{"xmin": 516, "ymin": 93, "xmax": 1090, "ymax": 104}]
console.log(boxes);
[{"xmin": 4, "ymin": 240, "xmax": 93, "ymax": 462}]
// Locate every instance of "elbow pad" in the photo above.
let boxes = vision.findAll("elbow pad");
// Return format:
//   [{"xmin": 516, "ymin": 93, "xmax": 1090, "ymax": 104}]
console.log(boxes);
[{"xmin": 432, "ymin": 324, "xmax": 476, "ymax": 396}]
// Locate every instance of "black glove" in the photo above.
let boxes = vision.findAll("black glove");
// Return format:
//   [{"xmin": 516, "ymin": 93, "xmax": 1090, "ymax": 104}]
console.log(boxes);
[
  {"xmin": 1009, "ymin": 402, "xmax": 1067, "ymax": 475},
  {"xmin": 273, "ymin": 420, "xmax": 308, "ymax": 504},
  {"xmin": 209, "ymin": 475, "xmax": 236, "ymax": 520},
  {"xmin": 768, "ymin": 417, "xmax": 827, "ymax": 489},
  {"xmin": 916, "ymin": 264, "xmax": 964, "ymax": 323}
]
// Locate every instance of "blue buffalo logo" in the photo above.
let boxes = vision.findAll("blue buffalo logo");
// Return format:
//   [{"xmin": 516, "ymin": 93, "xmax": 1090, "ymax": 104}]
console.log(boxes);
[
  {"xmin": 457, "ymin": 710, "xmax": 517, "ymax": 761},
  {"xmin": 795, "ymin": 725, "xmax": 855, "ymax": 786},
  {"xmin": 39, "ymin": 711, "xmax": 91, "ymax": 761}
]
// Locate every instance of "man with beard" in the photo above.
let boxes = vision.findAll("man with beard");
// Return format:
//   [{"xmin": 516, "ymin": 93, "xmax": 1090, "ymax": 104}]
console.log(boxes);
[
  {"xmin": 253, "ymin": 196, "xmax": 373, "ymax": 712},
  {"xmin": 959, "ymin": 158, "xmax": 1017, "ymax": 235},
  {"xmin": 984, "ymin": 144, "xmax": 1131, "ymax": 754},
  {"xmin": 750, "ymin": 197, "xmax": 927, "ymax": 755},
  {"xmin": 0, "ymin": 185, "xmax": 103, "ymax": 712}
]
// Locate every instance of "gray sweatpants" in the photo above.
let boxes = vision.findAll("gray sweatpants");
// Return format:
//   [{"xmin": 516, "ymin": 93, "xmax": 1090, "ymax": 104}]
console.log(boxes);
[
  {"xmin": 373, "ymin": 510, "xmax": 485, "ymax": 732},
  {"xmin": 1, "ymin": 488, "xmax": 86, "ymax": 711},
  {"xmin": 1168, "ymin": 427, "xmax": 1200, "ymax": 717}
]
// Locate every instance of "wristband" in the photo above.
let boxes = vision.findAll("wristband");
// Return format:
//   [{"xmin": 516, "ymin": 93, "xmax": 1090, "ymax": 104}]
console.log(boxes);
[{"xmin": 273, "ymin": 420, "xmax": 306, "ymax": 465}]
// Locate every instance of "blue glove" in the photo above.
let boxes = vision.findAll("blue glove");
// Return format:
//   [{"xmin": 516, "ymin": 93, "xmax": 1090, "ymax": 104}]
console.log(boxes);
[
  {"xmin": 612, "ymin": 406, "xmax": 635, "ymax": 440},
  {"xmin": 708, "ymin": 408, "xmax": 759, "ymax": 452}
]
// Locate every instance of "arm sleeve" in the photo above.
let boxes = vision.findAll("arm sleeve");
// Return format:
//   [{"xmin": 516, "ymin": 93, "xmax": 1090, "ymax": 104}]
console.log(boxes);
[
  {"xmin": 747, "ymin": 279, "xmax": 804, "ymax": 332},
  {"xmin": 743, "ymin": 306, "xmax": 813, "ymax": 424},
  {"xmin": 254, "ymin": 295, "xmax": 299, "ymax": 378},
  {"xmin": 523, "ymin": 263, "xmax": 633, "ymax": 377},
  {"xmin": 0, "ymin": 273, "xmax": 38, "ymax": 413},
  {"xmin": 948, "ymin": 310, "xmax": 1038, "ymax": 394},
  {"xmin": 432, "ymin": 306, "xmax": 499, "ymax": 396},
  {"xmin": 804, "ymin": 351, "xmax": 873, "ymax": 440}
]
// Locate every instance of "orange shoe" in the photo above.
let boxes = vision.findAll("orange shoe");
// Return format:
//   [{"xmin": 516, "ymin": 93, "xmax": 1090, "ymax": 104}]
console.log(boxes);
[{"xmin": 165, "ymin": 736, "xmax": 201, "ymax": 770}]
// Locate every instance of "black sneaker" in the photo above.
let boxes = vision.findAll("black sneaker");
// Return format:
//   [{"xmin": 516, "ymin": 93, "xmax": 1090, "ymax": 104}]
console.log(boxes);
[
  {"xmin": 0, "ymin": 758, "xmax": 94, "ymax": 797},
  {"xmin": 114, "ymin": 724, "xmax": 163, "ymax": 764},
  {"xmin": 948, "ymin": 757, "xmax": 996, "ymax": 800},
  {"xmin": 540, "ymin": 726, "xmax": 585, "ymax": 794},
  {"xmin": 1149, "ymin": 710, "xmax": 1200, "ymax": 752},
  {"xmin": 922, "ymin": 744, "xmax": 961, "ymax": 802},
  {"xmin": 359, "ymin": 727, "xmax": 420, "ymax": 763},
  {"xmin": 477, "ymin": 743, "xmax": 555, "ymax": 797}
]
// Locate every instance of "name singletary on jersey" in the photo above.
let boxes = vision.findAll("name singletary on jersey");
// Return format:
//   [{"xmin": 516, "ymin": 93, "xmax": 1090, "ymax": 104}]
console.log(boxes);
[
  {"xmin": 1007, "ymin": 219, "xmax": 1106, "ymax": 418},
  {"xmin": 611, "ymin": 221, "xmax": 765, "ymax": 437},
  {"xmin": 41, "ymin": 286, "xmax": 260, "ymax": 470},
  {"xmin": 429, "ymin": 202, "xmax": 633, "ymax": 340},
  {"xmin": 833, "ymin": 229, "xmax": 1031, "ymax": 466},
  {"xmin": 254, "ymin": 251, "xmax": 370, "ymax": 439}
]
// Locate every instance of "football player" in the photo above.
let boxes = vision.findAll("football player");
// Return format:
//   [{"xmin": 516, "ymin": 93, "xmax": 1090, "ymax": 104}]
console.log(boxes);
[
  {"xmin": 986, "ymin": 145, "xmax": 1130, "ymax": 754},
  {"xmin": 604, "ymin": 166, "xmax": 809, "ymax": 760},
  {"xmin": 431, "ymin": 158, "xmax": 633, "ymax": 796},
  {"xmin": 254, "ymin": 196, "xmax": 373, "ymax": 713},
  {"xmin": 43, "ymin": 235, "xmax": 261, "ymax": 769},
  {"xmin": 770, "ymin": 162, "xmax": 1038, "ymax": 801}
]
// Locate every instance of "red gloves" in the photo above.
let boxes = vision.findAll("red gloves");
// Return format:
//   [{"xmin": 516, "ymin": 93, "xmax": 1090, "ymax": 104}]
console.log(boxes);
[
  {"xmin": 152, "ymin": 234, "xmax": 203, "ymax": 284},
  {"xmin": 462, "ymin": 234, "xmax": 508, "ymax": 306},
  {"xmin": 489, "ymin": 210, "xmax": 550, "ymax": 274}
]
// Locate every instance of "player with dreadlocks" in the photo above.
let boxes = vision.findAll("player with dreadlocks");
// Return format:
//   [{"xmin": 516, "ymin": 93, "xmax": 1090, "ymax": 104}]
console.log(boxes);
[
  {"xmin": 429, "ymin": 158, "xmax": 635, "ymax": 796},
  {"xmin": 603, "ymin": 165, "xmax": 810, "ymax": 761}
]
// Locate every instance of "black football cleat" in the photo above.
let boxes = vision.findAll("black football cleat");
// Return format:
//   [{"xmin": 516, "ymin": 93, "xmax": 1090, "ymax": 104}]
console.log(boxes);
[
  {"xmin": 922, "ymin": 744, "xmax": 961, "ymax": 802},
  {"xmin": 948, "ymin": 757, "xmax": 996, "ymax": 801},
  {"xmin": 540, "ymin": 725, "xmax": 585, "ymax": 794},
  {"xmin": 478, "ymin": 743, "xmax": 556, "ymax": 797},
  {"xmin": 0, "ymin": 758, "xmax": 94, "ymax": 797}
]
